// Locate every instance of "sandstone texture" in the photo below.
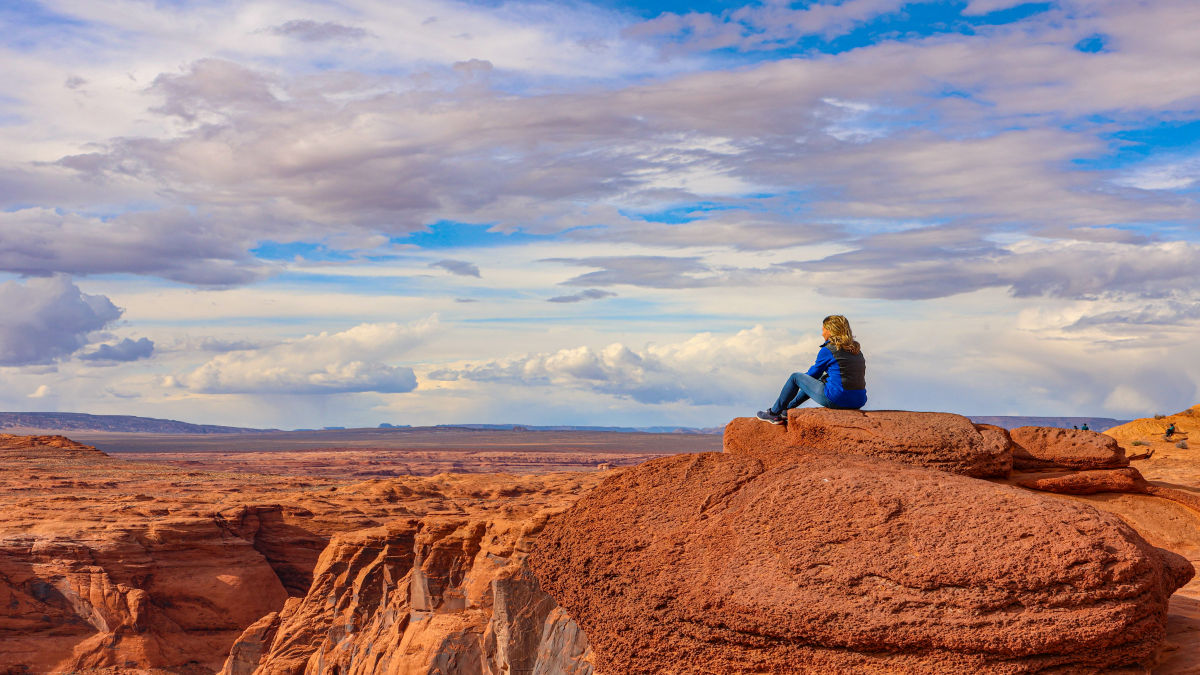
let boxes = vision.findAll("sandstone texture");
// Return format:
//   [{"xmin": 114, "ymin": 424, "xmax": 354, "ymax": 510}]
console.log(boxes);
[
  {"xmin": 1107, "ymin": 404, "xmax": 1199, "ymax": 445},
  {"xmin": 0, "ymin": 434, "xmax": 600, "ymax": 674},
  {"xmin": 1017, "ymin": 467, "xmax": 1150, "ymax": 494},
  {"xmin": 531, "ymin": 451, "xmax": 1193, "ymax": 674},
  {"xmin": 724, "ymin": 408, "xmax": 1012, "ymax": 477},
  {"xmin": 222, "ymin": 513, "xmax": 593, "ymax": 675},
  {"xmin": 1010, "ymin": 425, "xmax": 1129, "ymax": 470}
]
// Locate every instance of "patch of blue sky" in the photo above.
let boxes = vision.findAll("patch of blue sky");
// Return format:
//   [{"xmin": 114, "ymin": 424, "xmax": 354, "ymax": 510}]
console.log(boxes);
[
  {"xmin": 251, "ymin": 241, "xmax": 357, "ymax": 263},
  {"xmin": 0, "ymin": 2, "xmax": 100, "ymax": 52},
  {"xmin": 620, "ymin": 201, "xmax": 741, "ymax": 224},
  {"xmin": 1073, "ymin": 33, "xmax": 1108, "ymax": 53},
  {"xmin": 395, "ymin": 220, "xmax": 557, "ymax": 249},
  {"xmin": 638, "ymin": 1, "xmax": 1053, "ymax": 60},
  {"xmin": 1072, "ymin": 119, "xmax": 1200, "ymax": 171},
  {"xmin": 814, "ymin": 1, "xmax": 1053, "ymax": 55}
]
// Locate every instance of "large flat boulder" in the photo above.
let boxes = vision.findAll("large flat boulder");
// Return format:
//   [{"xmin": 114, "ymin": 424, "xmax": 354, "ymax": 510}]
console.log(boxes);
[
  {"xmin": 724, "ymin": 408, "xmax": 1012, "ymax": 477},
  {"xmin": 530, "ymin": 452, "xmax": 1193, "ymax": 674},
  {"xmin": 1010, "ymin": 426, "xmax": 1128, "ymax": 470}
]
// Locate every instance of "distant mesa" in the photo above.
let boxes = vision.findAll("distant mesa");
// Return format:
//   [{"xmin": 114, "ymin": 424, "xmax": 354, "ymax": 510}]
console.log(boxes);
[{"xmin": 0, "ymin": 411, "xmax": 269, "ymax": 434}]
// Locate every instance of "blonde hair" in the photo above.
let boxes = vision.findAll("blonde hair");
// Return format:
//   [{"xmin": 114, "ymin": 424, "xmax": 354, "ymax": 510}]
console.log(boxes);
[{"xmin": 823, "ymin": 315, "xmax": 860, "ymax": 354}]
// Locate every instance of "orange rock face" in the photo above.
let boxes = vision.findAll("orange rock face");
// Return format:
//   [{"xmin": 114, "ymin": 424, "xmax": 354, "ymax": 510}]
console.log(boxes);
[
  {"xmin": 1010, "ymin": 425, "xmax": 1129, "ymax": 470},
  {"xmin": 531, "ymin": 452, "xmax": 1193, "ymax": 674},
  {"xmin": 0, "ymin": 434, "xmax": 601, "ymax": 674},
  {"xmin": 221, "ymin": 510, "xmax": 594, "ymax": 675},
  {"xmin": 724, "ymin": 408, "xmax": 1013, "ymax": 477}
]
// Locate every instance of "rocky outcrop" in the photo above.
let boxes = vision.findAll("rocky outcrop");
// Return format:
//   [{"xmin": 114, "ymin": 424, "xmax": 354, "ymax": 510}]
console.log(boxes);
[
  {"xmin": 221, "ymin": 512, "xmax": 593, "ymax": 675},
  {"xmin": 1010, "ymin": 426, "xmax": 1128, "ymax": 470},
  {"xmin": 1016, "ymin": 467, "xmax": 1149, "ymax": 494},
  {"xmin": 530, "ymin": 452, "xmax": 1193, "ymax": 674},
  {"xmin": 1106, "ymin": 404, "xmax": 1200, "ymax": 444},
  {"xmin": 724, "ymin": 408, "xmax": 1012, "ymax": 477},
  {"xmin": 215, "ymin": 505, "xmax": 331, "ymax": 595},
  {"xmin": 0, "ymin": 516, "xmax": 289, "ymax": 673},
  {"xmin": 0, "ymin": 433, "xmax": 104, "ymax": 455}
]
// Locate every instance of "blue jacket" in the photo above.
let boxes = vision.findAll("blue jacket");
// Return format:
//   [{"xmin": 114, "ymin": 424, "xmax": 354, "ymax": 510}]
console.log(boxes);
[{"xmin": 807, "ymin": 342, "xmax": 867, "ymax": 409}]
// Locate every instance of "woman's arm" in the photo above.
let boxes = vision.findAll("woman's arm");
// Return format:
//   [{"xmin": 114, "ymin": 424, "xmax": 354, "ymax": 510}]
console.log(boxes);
[{"xmin": 806, "ymin": 346, "xmax": 834, "ymax": 379}]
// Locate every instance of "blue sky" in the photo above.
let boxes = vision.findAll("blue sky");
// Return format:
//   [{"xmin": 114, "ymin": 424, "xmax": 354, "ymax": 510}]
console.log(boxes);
[{"xmin": 1, "ymin": 0, "xmax": 1199, "ymax": 428}]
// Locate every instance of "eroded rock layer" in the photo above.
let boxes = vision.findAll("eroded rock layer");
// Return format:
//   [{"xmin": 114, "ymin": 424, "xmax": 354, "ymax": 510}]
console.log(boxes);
[
  {"xmin": 530, "ymin": 452, "xmax": 1193, "ymax": 674},
  {"xmin": 221, "ymin": 513, "xmax": 593, "ymax": 675},
  {"xmin": 0, "ymin": 434, "xmax": 601, "ymax": 674},
  {"xmin": 724, "ymin": 408, "xmax": 1012, "ymax": 477}
]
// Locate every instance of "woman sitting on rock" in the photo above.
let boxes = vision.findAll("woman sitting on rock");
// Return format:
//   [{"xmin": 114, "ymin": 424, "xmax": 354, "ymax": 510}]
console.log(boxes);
[{"xmin": 757, "ymin": 315, "xmax": 867, "ymax": 425}]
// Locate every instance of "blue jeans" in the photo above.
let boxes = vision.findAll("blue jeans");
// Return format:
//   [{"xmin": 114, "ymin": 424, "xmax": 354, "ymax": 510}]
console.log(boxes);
[{"xmin": 770, "ymin": 372, "xmax": 832, "ymax": 414}]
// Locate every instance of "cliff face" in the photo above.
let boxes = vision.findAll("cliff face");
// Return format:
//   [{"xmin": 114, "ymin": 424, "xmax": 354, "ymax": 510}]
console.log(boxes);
[{"xmin": 221, "ymin": 514, "xmax": 592, "ymax": 675}]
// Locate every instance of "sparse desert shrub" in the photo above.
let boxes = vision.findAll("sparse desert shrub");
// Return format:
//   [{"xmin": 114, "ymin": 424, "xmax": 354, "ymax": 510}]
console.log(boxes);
[
  {"xmin": 1177, "ymin": 440, "xmax": 1189, "ymax": 449},
  {"xmin": 1131, "ymin": 440, "xmax": 1148, "ymax": 446},
  {"xmin": 1154, "ymin": 413, "xmax": 1165, "ymax": 419}
]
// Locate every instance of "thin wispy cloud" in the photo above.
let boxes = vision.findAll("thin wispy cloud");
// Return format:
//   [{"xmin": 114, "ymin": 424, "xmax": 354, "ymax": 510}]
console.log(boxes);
[
  {"xmin": 430, "ymin": 259, "xmax": 482, "ymax": 278},
  {"xmin": 268, "ymin": 20, "xmax": 369, "ymax": 42},
  {"xmin": 547, "ymin": 289, "xmax": 617, "ymax": 303}
]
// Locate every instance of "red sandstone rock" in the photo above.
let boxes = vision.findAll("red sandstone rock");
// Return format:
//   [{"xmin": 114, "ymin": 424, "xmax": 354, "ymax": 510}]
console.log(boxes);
[
  {"xmin": 1017, "ymin": 467, "xmax": 1150, "ymax": 494},
  {"xmin": 530, "ymin": 452, "xmax": 1194, "ymax": 674},
  {"xmin": 1010, "ymin": 426, "xmax": 1128, "ymax": 470},
  {"xmin": 224, "ymin": 512, "xmax": 593, "ymax": 675},
  {"xmin": 724, "ymin": 408, "xmax": 1012, "ymax": 477},
  {"xmin": 1146, "ymin": 484, "xmax": 1200, "ymax": 514},
  {"xmin": 0, "ymin": 433, "xmax": 103, "ymax": 454}
]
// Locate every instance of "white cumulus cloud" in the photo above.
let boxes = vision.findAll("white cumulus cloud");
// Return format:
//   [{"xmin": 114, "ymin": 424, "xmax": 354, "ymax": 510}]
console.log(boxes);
[
  {"xmin": 429, "ymin": 325, "xmax": 812, "ymax": 405},
  {"xmin": 178, "ymin": 316, "xmax": 438, "ymax": 394}
]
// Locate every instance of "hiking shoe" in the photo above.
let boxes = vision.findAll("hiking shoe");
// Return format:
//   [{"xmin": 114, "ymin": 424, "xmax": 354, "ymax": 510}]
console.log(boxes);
[{"xmin": 756, "ymin": 410, "xmax": 785, "ymax": 425}]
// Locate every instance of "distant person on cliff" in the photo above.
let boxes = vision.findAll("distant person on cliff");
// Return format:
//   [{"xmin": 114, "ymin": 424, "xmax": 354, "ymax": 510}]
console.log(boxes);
[
  {"xmin": 1081, "ymin": 423, "xmax": 1090, "ymax": 431},
  {"xmin": 756, "ymin": 315, "xmax": 867, "ymax": 425},
  {"xmin": 1165, "ymin": 423, "xmax": 1176, "ymax": 438}
]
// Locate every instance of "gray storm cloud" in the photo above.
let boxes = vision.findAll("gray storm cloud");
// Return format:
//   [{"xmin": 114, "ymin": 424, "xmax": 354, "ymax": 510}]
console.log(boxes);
[
  {"xmin": 0, "ymin": 208, "xmax": 268, "ymax": 285},
  {"xmin": 79, "ymin": 337, "xmax": 155, "ymax": 363},
  {"xmin": 0, "ymin": 276, "xmax": 122, "ymax": 367}
]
